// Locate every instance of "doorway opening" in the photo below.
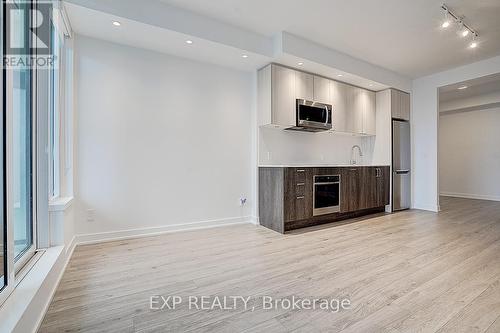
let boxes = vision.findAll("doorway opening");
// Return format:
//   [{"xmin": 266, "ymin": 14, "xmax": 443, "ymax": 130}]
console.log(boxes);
[{"xmin": 438, "ymin": 73, "xmax": 500, "ymax": 212}]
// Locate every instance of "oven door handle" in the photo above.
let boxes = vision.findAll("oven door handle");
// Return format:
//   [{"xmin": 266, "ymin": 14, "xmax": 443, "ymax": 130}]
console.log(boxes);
[
  {"xmin": 314, "ymin": 182, "xmax": 340, "ymax": 185},
  {"xmin": 324, "ymin": 105, "xmax": 329, "ymax": 125}
]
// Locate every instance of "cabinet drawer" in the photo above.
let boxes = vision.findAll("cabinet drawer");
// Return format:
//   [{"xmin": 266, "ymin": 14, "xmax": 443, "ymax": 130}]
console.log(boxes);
[
  {"xmin": 295, "ymin": 168, "xmax": 307, "ymax": 183},
  {"xmin": 296, "ymin": 182, "xmax": 306, "ymax": 196}
]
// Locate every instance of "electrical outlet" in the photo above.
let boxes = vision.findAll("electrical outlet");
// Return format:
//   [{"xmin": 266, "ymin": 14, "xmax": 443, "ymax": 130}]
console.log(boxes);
[
  {"xmin": 240, "ymin": 197, "xmax": 247, "ymax": 206},
  {"xmin": 87, "ymin": 209, "xmax": 96, "ymax": 222}
]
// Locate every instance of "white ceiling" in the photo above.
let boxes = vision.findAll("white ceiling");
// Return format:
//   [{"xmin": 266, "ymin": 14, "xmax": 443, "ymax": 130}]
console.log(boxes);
[
  {"xmin": 63, "ymin": 1, "xmax": 395, "ymax": 91},
  {"xmin": 159, "ymin": 0, "xmax": 500, "ymax": 78},
  {"xmin": 439, "ymin": 72, "xmax": 500, "ymax": 102},
  {"xmin": 64, "ymin": 3, "xmax": 272, "ymax": 72}
]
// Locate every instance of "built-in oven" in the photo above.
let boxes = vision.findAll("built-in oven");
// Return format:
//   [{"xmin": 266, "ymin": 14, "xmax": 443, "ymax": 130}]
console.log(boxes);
[
  {"xmin": 286, "ymin": 99, "xmax": 332, "ymax": 132},
  {"xmin": 313, "ymin": 175, "xmax": 341, "ymax": 216}
]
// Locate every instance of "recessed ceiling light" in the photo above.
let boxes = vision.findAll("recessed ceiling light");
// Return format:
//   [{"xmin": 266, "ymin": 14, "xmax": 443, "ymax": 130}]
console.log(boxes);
[
  {"xmin": 337, "ymin": 74, "xmax": 343, "ymax": 77},
  {"xmin": 241, "ymin": 54, "xmax": 248, "ymax": 58},
  {"xmin": 441, "ymin": 21, "xmax": 450, "ymax": 28},
  {"xmin": 469, "ymin": 41, "xmax": 477, "ymax": 48},
  {"xmin": 461, "ymin": 29, "xmax": 469, "ymax": 37},
  {"xmin": 185, "ymin": 40, "xmax": 193, "ymax": 44},
  {"xmin": 112, "ymin": 21, "xmax": 121, "ymax": 27},
  {"xmin": 457, "ymin": 85, "xmax": 468, "ymax": 90},
  {"xmin": 369, "ymin": 83, "xmax": 374, "ymax": 87},
  {"xmin": 298, "ymin": 62, "xmax": 304, "ymax": 66}
]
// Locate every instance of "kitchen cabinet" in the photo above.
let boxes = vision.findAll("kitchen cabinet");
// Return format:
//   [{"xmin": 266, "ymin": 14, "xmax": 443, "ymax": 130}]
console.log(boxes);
[
  {"xmin": 295, "ymin": 71, "xmax": 314, "ymax": 101},
  {"xmin": 391, "ymin": 89, "xmax": 410, "ymax": 121},
  {"xmin": 347, "ymin": 87, "xmax": 364, "ymax": 134},
  {"xmin": 259, "ymin": 166, "xmax": 390, "ymax": 233},
  {"xmin": 330, "ymin": 81, "xmax": 348, "ymax": 132},
  {"xmin": 341, "ymin": 166, "xmax": 390, "ymax": 212},
  {"xmin": 257, "ymin": 63, "xmax": 377, "ymax": 135},
  {"xmin": 376, "ymin": 167, "xmax": 390, "ymax": 207},
  {"xmin": 283, "ymin": 168, "xmax": 313, "ymax": 222},
  {"xmin": 341, "ymin": 167, "xmax": 362, "ymax": 212},
  {"xmin": 348, "ymin": 88, "xmax": 376, "ymax": 136},
  {"xmin": 271, "ymin": 64, "xmax": 296, "ymax": 127},
  {"xmin": 363, "ymin": 90, "xmax": 376, "ymax": 135},
  {"xmin": 313, "ymin": 76, "xmax": 331, "ymax": 104}
]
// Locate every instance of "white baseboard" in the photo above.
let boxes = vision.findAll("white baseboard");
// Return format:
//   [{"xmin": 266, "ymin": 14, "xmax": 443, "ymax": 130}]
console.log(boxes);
[
  {"xmin": 412, "ymin": 202, "xmax": 439, "ymax": 212},
  {"xmin": 440, "ymin": 192, "xmax": 500, "ymax": 202},
  {"xmin": 75, "ymin": 216, "xmax": 255, "ymax": 245}
]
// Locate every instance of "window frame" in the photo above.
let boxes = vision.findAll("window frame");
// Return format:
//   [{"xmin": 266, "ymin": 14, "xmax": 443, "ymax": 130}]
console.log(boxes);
[
  {"xmin": 48, "ymin": 19, "xmax": 60, "ymax": 200},
  {"xmin": 9, "ymin": 0, "xmax": 37, "ymax": 274},
  {"xmin": 0, "ymin": 0, "xmax": 38, "ymax": 305}
]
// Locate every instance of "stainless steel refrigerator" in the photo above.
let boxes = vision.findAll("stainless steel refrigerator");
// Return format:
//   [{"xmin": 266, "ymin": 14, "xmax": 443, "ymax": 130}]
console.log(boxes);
[{"xmin": 392, "ymin": 120, "xmax": 411, "ymax": 211}]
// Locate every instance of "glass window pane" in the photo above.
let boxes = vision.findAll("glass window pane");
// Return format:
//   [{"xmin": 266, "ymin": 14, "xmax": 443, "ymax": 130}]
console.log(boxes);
[{"xmin": 12, "ymin": 3, "xmax": 33, "ymax": 261}]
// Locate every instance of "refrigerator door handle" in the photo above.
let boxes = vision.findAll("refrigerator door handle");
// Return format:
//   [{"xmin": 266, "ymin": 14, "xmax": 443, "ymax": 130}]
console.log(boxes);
[{"xmin": 394, "ymin": 170, "xmax": 410, "ymax": 174}]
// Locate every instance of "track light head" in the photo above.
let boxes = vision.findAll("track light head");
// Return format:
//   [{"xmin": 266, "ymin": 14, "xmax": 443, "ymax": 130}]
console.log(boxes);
[{"xmin": 441, "ymin": 9, "xmax": 451, "ymax": 28}]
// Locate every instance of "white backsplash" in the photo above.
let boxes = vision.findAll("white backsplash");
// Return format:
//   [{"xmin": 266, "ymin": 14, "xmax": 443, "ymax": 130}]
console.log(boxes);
[{"xmin": 258, "ymin": 127, "xmax": 375, "ymax": 166}]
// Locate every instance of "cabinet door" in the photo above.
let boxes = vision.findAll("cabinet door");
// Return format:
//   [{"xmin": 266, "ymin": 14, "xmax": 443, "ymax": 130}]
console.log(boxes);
[
  {"xmin": 400, "ymin": 91, "xmax": 410, "ymax": 121},
  {"xmin": 272, "ymin": 65, "xmax": 296, "ymax": 127},
  {"xmin": 341, "ymin": 167, "xmax": 361, "ymax": 212},
  {"xmin": 391, "ymin": 89, "xmax": 410, "ymax": 121},
  {"xmin": 363, "ymin": 91, "xmax": 376, "ymax": 135},
  {"xmin": 295, "ymin": 71, "xmax": 314, "ymax": 101},
  {"xmin": 347, "ymin": 87, "xmax": 364, "ymax": 134},
  {"xmin": 313, "ymin": 76, "xmax": 330, "ymax": 104},
  {"xmin": 390, "ymin": 89, "xmax": 400, "ymax": 119},
  {"xmin": 356, "ymin": 167, "xmax": 376, "ymax": 210},
  {"xmin": 376, "ymin": 167, "xmax": 390, "ymax": 207},
  {"xmin": 331, "ymin": 81, "xmax": 348, "ymax": 132}
]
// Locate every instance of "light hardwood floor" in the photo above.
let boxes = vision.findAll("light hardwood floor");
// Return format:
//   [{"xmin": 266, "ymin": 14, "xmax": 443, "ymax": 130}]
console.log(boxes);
[{"xmin": 39, "ymin": 197, "xmax": 500, "ymax": 332}]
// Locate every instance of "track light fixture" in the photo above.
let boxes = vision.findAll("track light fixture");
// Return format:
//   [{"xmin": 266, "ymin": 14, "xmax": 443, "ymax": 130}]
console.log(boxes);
[{"xmin": 441, "ymin": 4, "xmax": 479, "ymax": 49}]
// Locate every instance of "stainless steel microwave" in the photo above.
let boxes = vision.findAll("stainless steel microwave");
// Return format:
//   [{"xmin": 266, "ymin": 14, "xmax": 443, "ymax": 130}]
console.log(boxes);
[{"xmin": 286, "ymin": 99, "xmax": 332, "ymax": 132}]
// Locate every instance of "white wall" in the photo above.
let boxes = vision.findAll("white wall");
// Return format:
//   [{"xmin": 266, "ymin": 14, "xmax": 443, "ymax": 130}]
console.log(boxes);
[
  {"xmin": 258, "ymin": 129, "xmax": 373, "ymax": 166},
  {"xmin": 412, "ymin": 55, "xmax": 500, "ymax": 212},
  {"xmin": 439, "ymin": 107, "xmax": 500, "ymax": 201},
  {"xmin": 74, "ymin": 35, "xmax": 255, "ymax": 236}
]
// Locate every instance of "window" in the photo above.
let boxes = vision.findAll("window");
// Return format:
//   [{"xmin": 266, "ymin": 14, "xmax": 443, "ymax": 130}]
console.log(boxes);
[
  {"xmin": 1, "ymin": 0, "xmax": 37, "ymax": 304},
  {"xmin": 1, "ymin": 0, "xmax": 70, "ymax": 305},
  {"xmin": 10, "ymin": 0, "xmax": 35, "ymax": 267}
]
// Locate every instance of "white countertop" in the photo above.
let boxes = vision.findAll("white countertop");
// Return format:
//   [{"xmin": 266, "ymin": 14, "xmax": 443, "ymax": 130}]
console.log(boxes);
[{"xmin": 259, "ymin": 164, "xmax": 389, "ymax": 168}]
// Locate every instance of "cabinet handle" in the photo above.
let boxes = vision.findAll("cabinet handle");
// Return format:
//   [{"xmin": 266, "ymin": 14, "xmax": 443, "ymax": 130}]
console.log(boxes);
[
  {"xmin": 296, "ymin": 169, "xmax": 305, "ymax": 173},
  {"xmin": 296, "ymin": 196, "xmax": 305, "ymax": 200},
  {"xmin": 296, "ymin": 183, "xmax": 305, "ymax": 186},
  {"xmin": 349, "ymin": 168, "xmax": 357, "ymax": 171}
]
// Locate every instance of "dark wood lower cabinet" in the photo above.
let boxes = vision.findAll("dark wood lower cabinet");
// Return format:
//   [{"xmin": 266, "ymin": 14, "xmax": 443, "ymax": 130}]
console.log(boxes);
[
  {"xmin": 259, "ymin": 166, "xmax": 390, "ymax": 233},
  {"xmin": 283, "ymin": 168, "xmax": 313, "ymax": 222}
]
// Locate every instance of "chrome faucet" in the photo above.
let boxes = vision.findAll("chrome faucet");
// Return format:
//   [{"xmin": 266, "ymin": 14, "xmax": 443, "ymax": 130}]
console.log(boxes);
[{"xmin": 350, "ymin": 145, "xmax": 363, "ymax": 165}]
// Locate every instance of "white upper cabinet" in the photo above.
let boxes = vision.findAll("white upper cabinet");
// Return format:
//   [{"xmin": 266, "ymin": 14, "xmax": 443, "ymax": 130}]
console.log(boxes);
[
  {"xmin": 331, "ymin": 81, "xmax": 348, "ymax": 132},
  {"xmin": 349, "ymin": 87, "xmax": 364, "ymax": 134},
  {"xmin": 257, "ymin": 63, "xmax": 378, "ymax": 135},
  {"xmin": 363, "ymin": 90, "xmax": 376, "ymax": 135},
  {"xmin": 313, "ymin": 76, "xmax": 330, "ymax": 104},
  {"xmin": 391, "ymin": 89, "xmax": 410, "ymax": 121},
  {"xmin": 295, "ymin": 71, "xmax": 314, "ymax": 101},
  {"xmin": 271, "ymin": 64, "xmax": 296, "ymax": 127}
]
